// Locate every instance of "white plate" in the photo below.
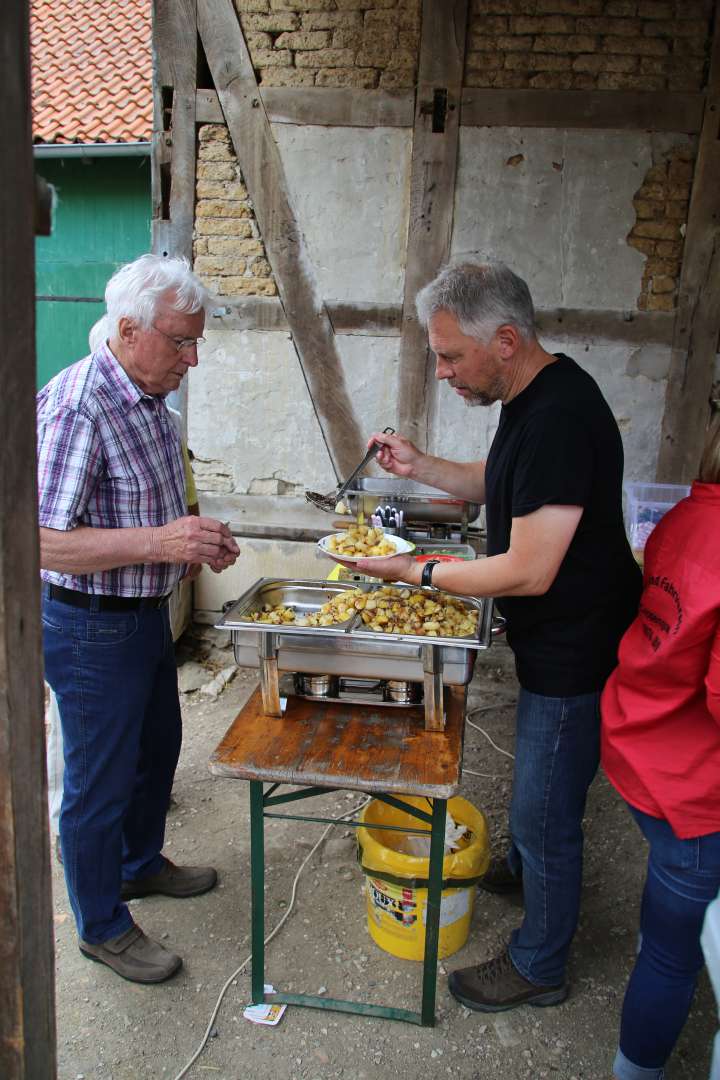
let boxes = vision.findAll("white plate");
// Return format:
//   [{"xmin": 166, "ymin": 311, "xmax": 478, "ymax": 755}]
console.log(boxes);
[{"xmin": 317, "ymin": 533, "xmax": 415, "ymax": 564}]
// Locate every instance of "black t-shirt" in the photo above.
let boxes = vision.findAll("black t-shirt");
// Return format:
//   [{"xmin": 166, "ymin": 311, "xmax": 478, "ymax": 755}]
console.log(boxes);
[{"xmin": 485, "ymin": 353, "xmax": 642, "ymax": 696}]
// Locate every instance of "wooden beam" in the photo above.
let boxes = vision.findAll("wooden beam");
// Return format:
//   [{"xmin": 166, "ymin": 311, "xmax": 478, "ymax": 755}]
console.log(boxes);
[
  {"xmin": 0, "ymin": 1, "xmax": 56, "ymax": 1076},
  {"xmin": 152, "ymin": 0, "xmax": 198, "ymax": 261},
  {"xmin": 461, "ymin": 88, "xmax": 704, "ymax": 133},
  {"xmin": 197, "ymin": 86, "xmax": 704, "ymax": 134},
  {"xmin": 196, "ymin": 87, "xmax": 414, "ymax": 127},
  {"xmin": 657, "ymin": 24, "xmax": 720, "ymax": 482},
  {"xmin": 209, "ymin": 297, "xmax": 674, "ymax": 346},
  {"xmin": 535, "ymin": 308, "xmax": 675, "ymax": 347},
  {"xmin": 263, "ymin": 86, "xmax": 413, "ymax": 128},
  {"xmin": 210, "ymin": 297, "xmax": 402, "ymax": 336},
  {"xmin": 398, "ymin": 0, "xmax": 468, "ymax": 450},
  {"xmin": 197, "ymin": 0, "xmax": 366, "ymax": 479}
]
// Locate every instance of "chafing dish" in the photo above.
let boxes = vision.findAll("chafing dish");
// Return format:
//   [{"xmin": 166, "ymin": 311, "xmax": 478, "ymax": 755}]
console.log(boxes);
[
  {"xmin": 342, "ymin": 478, "xmax": 481, "ymax": 529},
  {"xmin": 217, "ymin": 578, "xmax": 495, "ymax": 730}
]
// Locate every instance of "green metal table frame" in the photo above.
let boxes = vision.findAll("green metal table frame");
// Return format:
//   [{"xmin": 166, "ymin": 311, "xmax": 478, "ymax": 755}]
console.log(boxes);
[{"xmin": 249, "ymin": 780, "xmax": 448, "ymax": 1026}]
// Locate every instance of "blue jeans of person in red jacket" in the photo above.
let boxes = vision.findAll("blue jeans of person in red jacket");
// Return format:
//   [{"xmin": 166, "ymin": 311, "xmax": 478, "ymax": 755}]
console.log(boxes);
[{"xmin": 613, "ymin": 806, "xmax": 720, "ymax": 1080}]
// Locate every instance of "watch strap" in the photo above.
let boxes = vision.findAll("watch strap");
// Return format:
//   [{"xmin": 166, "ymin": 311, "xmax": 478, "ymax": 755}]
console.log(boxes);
[{"xmin": 421, "ymin": 559, "xmax": 440, "ymax": 588}]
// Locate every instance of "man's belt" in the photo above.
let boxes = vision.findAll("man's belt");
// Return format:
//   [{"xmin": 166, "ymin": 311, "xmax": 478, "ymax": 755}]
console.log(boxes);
[{"xmin": 46, "ymin": 584, "xmax": 171, "ymax": 612}]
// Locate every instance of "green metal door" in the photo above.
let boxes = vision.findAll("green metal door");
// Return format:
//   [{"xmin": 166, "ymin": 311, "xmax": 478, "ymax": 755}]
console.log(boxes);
[{"xmin": 35, "ymin": 155, "xmax": 151, "ymax": 389}]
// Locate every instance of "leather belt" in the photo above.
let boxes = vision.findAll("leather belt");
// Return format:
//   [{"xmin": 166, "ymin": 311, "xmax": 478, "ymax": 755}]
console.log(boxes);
[{"xmin": 46, "ymin": 584, "xmax": 170, "ymax": 612}]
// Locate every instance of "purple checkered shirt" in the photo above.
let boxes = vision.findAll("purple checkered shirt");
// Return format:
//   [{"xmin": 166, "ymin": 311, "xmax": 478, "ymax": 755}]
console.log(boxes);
[{"xmin": 37, "ymin": 342, "xmax": 187, "ymax": 596}]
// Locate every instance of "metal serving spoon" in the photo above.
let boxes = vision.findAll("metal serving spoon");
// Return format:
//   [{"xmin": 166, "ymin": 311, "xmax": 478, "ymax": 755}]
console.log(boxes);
[{"xmin": 305, "ymin": 426, "xmax": 395, "ymax": 513}]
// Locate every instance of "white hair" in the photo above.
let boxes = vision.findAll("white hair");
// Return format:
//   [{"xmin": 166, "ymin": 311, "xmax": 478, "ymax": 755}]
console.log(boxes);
[
  {"xmin": 97, "ymin": 253, "xmax": 210, "ymax": 342},
  {"xmin": 416, "ymin": 261, "xmax": 536, "ymax": 344}
]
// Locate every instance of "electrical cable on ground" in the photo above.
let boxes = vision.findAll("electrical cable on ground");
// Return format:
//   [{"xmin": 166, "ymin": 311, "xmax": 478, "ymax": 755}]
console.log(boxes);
[
  {"xmin": 466, "ymin": 706, "xmax": 516, "ymax": 762},
  {"xmin": 172, "ymin": 794, "xmax": 370, "ymax": 1080}
]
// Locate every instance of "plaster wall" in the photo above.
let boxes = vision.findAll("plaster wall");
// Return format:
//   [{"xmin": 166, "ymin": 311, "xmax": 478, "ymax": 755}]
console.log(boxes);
[{"xmin": 189, "ymin": 123, "xmax": 682, "ymax": 506}]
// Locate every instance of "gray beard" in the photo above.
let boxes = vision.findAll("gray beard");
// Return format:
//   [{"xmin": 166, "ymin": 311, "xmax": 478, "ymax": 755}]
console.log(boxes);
[{"xmin": 463, "ymin": 389, "xmax": 497, "ymax": 407}]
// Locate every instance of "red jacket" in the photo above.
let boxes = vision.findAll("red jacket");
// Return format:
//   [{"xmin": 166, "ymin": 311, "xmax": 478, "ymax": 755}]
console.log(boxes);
[{"xmin": 601, "ymin": 482, "xmax": 720, "ymax": 839}]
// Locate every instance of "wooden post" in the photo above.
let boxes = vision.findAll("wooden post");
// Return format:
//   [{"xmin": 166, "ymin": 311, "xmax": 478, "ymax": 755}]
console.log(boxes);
[
  {"xmin": 656, "ymin": 22, "xmax": 720, "ymax": 483},
  {"xmin": 151, "ymin": 0, "xmax": 198, "ymax": 430},
  {"xmin": 398, "ymin": 0, "xmax": 468, "ymax": 450},
  {"xmin": 0, "ymin": 1, "xmax": 57, "ymax": 1076},
  {"xmin": 152, "ymin": 0, "xmax": 197, "ymax": 262},
  {"xmin": 197, "ymin": 0, "xmax": 366, "ymax": 480}
]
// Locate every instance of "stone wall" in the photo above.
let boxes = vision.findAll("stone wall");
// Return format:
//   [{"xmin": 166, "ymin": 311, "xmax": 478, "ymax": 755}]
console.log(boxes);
[
  {"xmin": 465, "ymin": 0, "xmax": 713, "ymax": 92},
  {"xmin": 193, "ymin": 124, "xmax": 277, "ymax": 297},
  {"xmin": 234, "ymin": 0, "xmax": 421, "ymax": 88},
  {"xmin": 628, "ymin": 141, "xmax": 696, "ymax": 312}
]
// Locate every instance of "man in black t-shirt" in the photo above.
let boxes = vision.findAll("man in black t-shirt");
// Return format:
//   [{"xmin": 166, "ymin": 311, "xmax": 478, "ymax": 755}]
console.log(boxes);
[{"xmin": 353, "ymin": 262, "xmax": 641, "ymax": 1013}]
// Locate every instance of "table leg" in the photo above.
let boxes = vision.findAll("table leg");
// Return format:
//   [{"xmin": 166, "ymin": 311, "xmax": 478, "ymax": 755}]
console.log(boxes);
[
  {"xmin": 259, "ymin": 634, "xmax": 282, "ymax": 717},
  {"xmin": 422, "ymin": 644, "xmax": 445, "ymax": 731},
  {"xmin": 421, "ymin": 797, "xmax": 447, "ymax": 1026},
  {"xmin": 250, "ymin": 780, "xmax": 266, "ymax": 1004}
]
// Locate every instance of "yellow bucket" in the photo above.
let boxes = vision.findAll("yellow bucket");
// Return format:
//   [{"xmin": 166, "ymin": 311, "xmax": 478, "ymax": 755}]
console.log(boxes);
[{"xmin": 356, "ymin": 796, "xmax": 490, "ymax": 961}]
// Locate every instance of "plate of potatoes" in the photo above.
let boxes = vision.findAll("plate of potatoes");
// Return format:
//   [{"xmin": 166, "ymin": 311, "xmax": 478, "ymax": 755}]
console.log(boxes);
[{"xmin": 318, "ymin": 524, "xmax": 415, "ymax": 563}]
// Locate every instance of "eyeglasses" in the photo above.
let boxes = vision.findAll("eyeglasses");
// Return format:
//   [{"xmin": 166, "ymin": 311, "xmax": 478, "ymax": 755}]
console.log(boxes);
[{"xmin": 152, "ymin": 325, "xmax": 206, "ymax": 352}]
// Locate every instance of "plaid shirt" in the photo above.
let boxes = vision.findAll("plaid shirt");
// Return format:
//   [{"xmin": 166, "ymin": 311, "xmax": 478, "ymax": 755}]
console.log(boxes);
[{"xmin": 37, "ymin": 343, "xmax": 187, "ymax": 596}]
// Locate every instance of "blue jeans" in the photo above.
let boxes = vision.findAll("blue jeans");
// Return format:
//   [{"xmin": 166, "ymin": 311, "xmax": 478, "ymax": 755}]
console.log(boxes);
[
  {"xmin": 613, "ymin": 807, "xmax": 720, "ymax": 1080},
  {"xmin": 42, "ymin": 590, "xmax": 182, "ymax": 943},
  {"xmin": 506, "ymin": 687, "xmax": 600, "ymax": 986}
]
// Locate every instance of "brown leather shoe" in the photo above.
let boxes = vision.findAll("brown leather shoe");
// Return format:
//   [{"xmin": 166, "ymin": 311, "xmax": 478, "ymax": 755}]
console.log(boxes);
[
  {"xmin": 79, "ymin": 924, "xmax": 182, "ymax": 984},
  {"xmin": 477, "ymin": 854, "xmax": 523, "ymax": 895},
  {"xmin": 120, "ymin": 858, "xmax": 217, "ymax": 901},
  {"xmin": 449, "ymin": 948, "xmax": 567, "ymax": 1013}
]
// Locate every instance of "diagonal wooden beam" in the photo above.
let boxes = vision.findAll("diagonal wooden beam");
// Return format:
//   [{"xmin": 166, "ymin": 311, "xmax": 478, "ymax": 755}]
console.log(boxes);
[
  {"xmin": 398, "ymin": 0, "xmax": 468, "ymax": 451},
  {"xmin": 197, "ymin": 0, "xmax": 366, "ymax": 480},
  {"xmin": 656, "ymin": 19, "xmax": 720, "ymax": 482}
]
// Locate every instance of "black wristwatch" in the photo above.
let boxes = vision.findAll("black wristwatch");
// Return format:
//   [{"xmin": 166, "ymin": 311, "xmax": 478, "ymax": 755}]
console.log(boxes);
[{"xmin": 421, "ymin": 559, "xmax": 440, "ymax": 589}]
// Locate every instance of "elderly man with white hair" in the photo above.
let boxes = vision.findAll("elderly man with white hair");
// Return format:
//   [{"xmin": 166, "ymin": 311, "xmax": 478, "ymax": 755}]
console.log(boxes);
[{"xmin": 37, "ymin": 253, "xmax": 240, "ymax": 984}]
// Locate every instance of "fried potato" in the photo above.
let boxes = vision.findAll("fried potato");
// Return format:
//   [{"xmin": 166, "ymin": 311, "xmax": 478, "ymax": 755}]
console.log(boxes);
[
  {"xmin": 249, "ymin": 589, "xmax": 360, "ymax": 627},
  {"xmin": 359, "ymin": 586, "xmax": 478, "ymax": 638},
  {"xmin": 327, "ymin": 524, "xmax": 397, "ymax": 557}
]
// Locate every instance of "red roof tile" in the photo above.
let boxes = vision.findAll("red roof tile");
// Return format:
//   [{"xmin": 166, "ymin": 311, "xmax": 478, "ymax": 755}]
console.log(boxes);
[{"xmin": 31, "ymin": 0, "xmax": 152, "ymax": 144}]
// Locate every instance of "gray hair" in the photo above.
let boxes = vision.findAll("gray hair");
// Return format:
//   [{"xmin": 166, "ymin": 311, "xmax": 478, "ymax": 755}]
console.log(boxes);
[
  {"xmin": 415, "ymin": 262, "xmax": 536, "ymax": 343},
  {"xmin": 91, "ymin": 254, "xmax": 210, "ymax": 347}
]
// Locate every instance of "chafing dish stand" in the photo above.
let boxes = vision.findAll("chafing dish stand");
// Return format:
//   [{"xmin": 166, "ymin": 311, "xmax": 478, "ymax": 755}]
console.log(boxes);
[{"xmin": 209, "ymin": 685, "xmax": 467, "ymax": 1027}]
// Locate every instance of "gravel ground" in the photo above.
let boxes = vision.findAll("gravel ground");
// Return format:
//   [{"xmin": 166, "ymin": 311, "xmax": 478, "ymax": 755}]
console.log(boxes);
[{"xmin": 52, "ymin": 629, "xmax": 716, "ymax": 1080}]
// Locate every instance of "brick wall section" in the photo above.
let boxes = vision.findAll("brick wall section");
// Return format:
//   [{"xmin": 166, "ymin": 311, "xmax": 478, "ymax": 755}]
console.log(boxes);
[
  {"xmin": 193, "ymin": 124, "xmax": 278, "ymax": 297},
  {"xmin": 234, "ymin": 0, "xmax": 421, "ymax": 89},
  {"xmin": 627, "ymin": 142, "xmax": 696, "ymax": 311},
  {"xmin": 465, "ymin": 0, "xmax": 714, "ymax": 91}
]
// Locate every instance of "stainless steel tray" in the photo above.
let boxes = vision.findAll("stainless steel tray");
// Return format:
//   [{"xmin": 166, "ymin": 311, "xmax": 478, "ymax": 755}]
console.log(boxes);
[
  {"xmin": 343, "ymin": 478, "xmax": 481, "ymax": 525},
  {"xmin": 219, "ymin": 579, "xmax": 360, "ymax": 635},
  {"xmin": 217, "ymin": 578, "xmax": 495, "ymax": 688}
]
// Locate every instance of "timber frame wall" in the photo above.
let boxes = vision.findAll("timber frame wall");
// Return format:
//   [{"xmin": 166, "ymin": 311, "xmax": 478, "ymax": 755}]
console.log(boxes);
[{"xmin": 153, "ymin": 0, "xmax": 720, "ymax": 482}]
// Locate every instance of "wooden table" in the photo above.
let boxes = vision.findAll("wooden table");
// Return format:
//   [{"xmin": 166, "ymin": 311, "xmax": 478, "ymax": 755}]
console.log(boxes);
[{"xmin": 210, "ymin": 684, "xmax": 466, "ymax": 1026}]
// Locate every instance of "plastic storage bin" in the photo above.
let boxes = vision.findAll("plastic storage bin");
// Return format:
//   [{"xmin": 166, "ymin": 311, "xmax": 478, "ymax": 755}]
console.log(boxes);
[
  {"xmin": 623, "ymin": 481, "xmax": 690, "ymax": 557},
  {"xmin": 356, "ymin": 795, "xmax": 490, "ymax": 961}
]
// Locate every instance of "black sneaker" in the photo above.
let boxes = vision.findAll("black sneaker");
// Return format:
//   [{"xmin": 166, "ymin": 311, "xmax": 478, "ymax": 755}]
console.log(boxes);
[
  {"xmin": 449, "ymin": 948, "xmax": 567, "ymax": 1013},
  {"xmin": 478, "ymin": 854, "xmax": 523, "ymax": 895}
]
